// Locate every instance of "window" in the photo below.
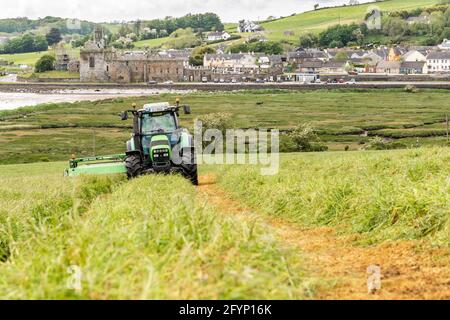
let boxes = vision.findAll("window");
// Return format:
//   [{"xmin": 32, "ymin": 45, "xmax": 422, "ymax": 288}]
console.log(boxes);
[
  {"xmin": 141, "ymin": 113, "xmax": 177, "ymax": 134},
  {"xmin": 89, "ymin": 57, "xmax": 95, "ymax": 68}
]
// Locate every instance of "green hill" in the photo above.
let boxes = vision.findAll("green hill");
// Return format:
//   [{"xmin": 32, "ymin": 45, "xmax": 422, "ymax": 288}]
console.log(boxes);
[{"xmin": 259, "ymin": 0, "xmax": 442, "ymax": 42}]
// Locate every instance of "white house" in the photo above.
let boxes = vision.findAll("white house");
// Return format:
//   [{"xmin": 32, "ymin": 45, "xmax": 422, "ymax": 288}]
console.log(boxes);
[
  {"xmin": 237, "ymin": 20, "xmax": 262, "ymax": 33},
  {"xmin": 207, "ymin": 31, "xmax": 231, "ymax": 42},
  {"xmin": 426, "ymin": 51, "xmax": 450, "ymax": 73},
  {"xmin": 402, "ymin": 50, "xmax": 427, "ymax": 62},
  {"xmin": 438, "ymin": 39, "xmax": 450, "ymax": 50}
]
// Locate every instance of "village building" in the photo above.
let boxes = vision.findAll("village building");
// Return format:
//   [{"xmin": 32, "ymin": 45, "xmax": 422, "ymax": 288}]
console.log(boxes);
[
  {"xmin": 207, "ymin": 31, "xmax": 231, "ymax": 42},
  {"xmin": 297, "ymin": 59, "xmax": 324, "ymax": 73},
  {"xmin": 377, "ymin": 61, "xmax": 401, "ymax": 74},
  {"xmin": 318, "ymin": 61, "xmax": 348, "ymax": 74},
  {"xmin": 388, "ymin": 47, "xmax": 405, "ymax": 61},
  {"xmin": 426, "ymin": 51, "xmax": 450, "ymax": 73},
  {"xmin": 438, "ymin": 39, "xmax": 450, "ymax": 50},
  {"xmin": 400, "ymin": 61, "xmax": 427, "ymax": 74},
  {"xmin": 237, "ymin": 20, "xmax": 262, "ymax": 33},
  {"xmin": 402, "ymin": 50, "xmax": 427, "ymax": 62},
  {"xmin": 406, "ymin": 13, "xmax": 431, "ymax": 25}
]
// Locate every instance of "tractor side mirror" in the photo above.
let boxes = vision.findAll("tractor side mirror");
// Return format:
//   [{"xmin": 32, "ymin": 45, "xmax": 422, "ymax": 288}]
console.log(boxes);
[
  {"xmin": 183, "ymin": 105, "xmax": 191, "ymax": 115},
  {"xmin": 119, "ymin": 111, "xmax": 128, "ymax": 120}
]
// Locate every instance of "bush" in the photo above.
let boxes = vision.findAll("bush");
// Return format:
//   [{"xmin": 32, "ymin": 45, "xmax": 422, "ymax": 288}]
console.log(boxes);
[
  {"xmin": 285, "ymin": 123, "xmax": 328, "ymax": 152},
  {"xmin": 364, "ymin": 137, "xmax": 407, "ymax": 150},
  {"xmin": 404, "ymin": 84, "xmax": 418, "ymax": 93},
  {"xmin": 196, "ymin": 112, "xmax": 234, "ymax": 149},
  {"xmin": 34, "ymin": 55, "xmax": 55, "ymax": 73}
]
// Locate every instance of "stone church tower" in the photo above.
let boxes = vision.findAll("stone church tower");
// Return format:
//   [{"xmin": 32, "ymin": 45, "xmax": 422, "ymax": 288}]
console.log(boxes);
[{"xmin": 80, "ymin": 26, "xmax": 114, "ymax": 82}]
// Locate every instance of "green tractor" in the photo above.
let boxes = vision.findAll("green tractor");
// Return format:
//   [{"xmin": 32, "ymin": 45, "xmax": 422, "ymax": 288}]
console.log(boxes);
[{"xmin": 65, "ymin": 100, "xmax": 198, "ymax": 185}]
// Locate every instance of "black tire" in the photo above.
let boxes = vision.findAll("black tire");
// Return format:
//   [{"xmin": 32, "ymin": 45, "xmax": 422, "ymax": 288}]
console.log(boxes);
[
  {"xmin": 125, "ymin": 154, "xmax": 143, "ymax": 179},
  {"xmin": 181, "ymin": 148, "xmax": 198, "ymax": 185}
]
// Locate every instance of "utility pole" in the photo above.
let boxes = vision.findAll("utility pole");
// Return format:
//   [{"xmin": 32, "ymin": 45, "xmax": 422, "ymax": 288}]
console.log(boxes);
[
  {"xmin": 446, "ymin": 114, "xmax": 449, "ymax": 143},
  {"xmin": 93, "ymin": 128, "xmax": 96, "ymax": 156}
]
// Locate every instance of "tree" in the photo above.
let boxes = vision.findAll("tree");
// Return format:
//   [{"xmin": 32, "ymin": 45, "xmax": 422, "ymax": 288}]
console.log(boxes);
[
  {"xmin": 35, "ymin": 54, "xmax": 55, "ymax": 73},
  {"xmin": 46, "ymin": 28, "xmax": 62, "ymax": 46},
  {"xmin": 298, "ymin": 33, "xmax": 318, "ymax": 48},
  {"xmin": 189, "ymin": 46, "xmax": 216, "ymax": 66},
  {"xmin": 314, "ymin": 4, "xmax": 319, "ymax": 10},
  {"xmin": 1, "ymin": 33, "xmax": 48, "ymax": 54},
  {"xmin": 334, "ymin": 52, "xmax": 348, "ymax": 61}
]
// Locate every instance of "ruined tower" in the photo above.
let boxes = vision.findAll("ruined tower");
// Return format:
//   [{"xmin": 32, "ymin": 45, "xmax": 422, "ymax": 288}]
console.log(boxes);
[{"xmin": 79, "ymin": 26, "xmax": 113, "ymax": 82}]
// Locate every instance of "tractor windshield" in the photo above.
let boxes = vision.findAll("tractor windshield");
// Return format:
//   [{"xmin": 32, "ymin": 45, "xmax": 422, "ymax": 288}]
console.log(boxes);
[{"xmin": 141, "ymin": 113, "xmax": 177, "ymax": 134}]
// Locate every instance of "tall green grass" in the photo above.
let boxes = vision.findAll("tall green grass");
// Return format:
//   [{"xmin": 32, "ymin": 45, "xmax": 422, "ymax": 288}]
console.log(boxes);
[
  {"xmin": 0, "ymin": 164, "xmax": 313, "ymax": 299},
  {"xmin": 212, "ymin": 148, "xmax": 450, "ymax": 246}
]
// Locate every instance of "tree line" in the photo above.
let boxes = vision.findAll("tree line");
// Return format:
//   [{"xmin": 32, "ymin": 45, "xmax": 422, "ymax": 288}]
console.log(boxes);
[
  {"xmin": 0, "ymin": 16, "xmax": 95, "ymax": 35},
  {"xmin": 0, "ymin": 28, "xmax": 62, "ymax": 54}
]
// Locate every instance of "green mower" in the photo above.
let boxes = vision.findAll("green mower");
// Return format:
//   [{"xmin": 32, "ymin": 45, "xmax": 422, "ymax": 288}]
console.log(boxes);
[{"xmin": 65, "ymin": 100, "xmax": 198, "ymax": 185}]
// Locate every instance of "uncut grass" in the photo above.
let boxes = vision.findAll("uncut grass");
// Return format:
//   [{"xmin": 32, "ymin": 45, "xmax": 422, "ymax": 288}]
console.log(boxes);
[
  {"xmin": 0, "ymin": 166, "xmax": 312, "ymax": 299},
  {"xmin": 211, "ymin": 148, "xmax": 450, "ymax": 246}
]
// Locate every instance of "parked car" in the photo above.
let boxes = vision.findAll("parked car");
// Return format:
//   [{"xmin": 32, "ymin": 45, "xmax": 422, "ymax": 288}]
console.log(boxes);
[
  {"xmin": 219, "ymin": 78, "xmax": 225, "ymax": 83},
  {"xmin": 314, "ymin": 79, "xmax": 322, "ymax": 84},
  {"xmin": 163, "ymin": 80, "xmax": 174, "ymax": 84},
  {"xmin": 148, "ymin": 80, "xmax": 157, "ymax": 85},
  {"xmin": 327, "ymin": 78, "xmax": 338, "ymax": 84},
  {"xmin": 201, "ymin": 77, "xmax": 208, "ymax": 83},
  {"xmin": 348, "ymin": 71, "xmax": 358, "ymax": 76},
  {"xmin": 345, "ymin": 78, "xmax": 357, "ymax": 85},
  {"xmin": 338, "ymin": 78, "xmax": 345, "ymax": 84}
]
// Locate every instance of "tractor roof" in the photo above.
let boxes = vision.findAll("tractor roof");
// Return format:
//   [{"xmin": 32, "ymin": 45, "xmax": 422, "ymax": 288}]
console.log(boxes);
[{"xmin": 142, "ymin": 102, "xmax": 174, "ymax": 113}]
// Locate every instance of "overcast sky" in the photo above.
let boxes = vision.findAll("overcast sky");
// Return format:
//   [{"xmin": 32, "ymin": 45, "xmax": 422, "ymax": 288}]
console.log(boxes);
[{"xmin": 1, "ymin": 0, "xmax": 372, "ymax": 23}]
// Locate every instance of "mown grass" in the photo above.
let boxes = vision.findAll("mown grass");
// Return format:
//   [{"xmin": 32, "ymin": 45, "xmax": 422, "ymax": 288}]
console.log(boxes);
[
  {"xmin": 210, "ymin": 148, "xmax": 450, "ymax": 246},
  {"xmin": 0, "ymin": 89, "xmax": 448, "ymax": 164},
  {"xmin": 0, "ymin": 163, "xmax": 313, "ymax": 299}
]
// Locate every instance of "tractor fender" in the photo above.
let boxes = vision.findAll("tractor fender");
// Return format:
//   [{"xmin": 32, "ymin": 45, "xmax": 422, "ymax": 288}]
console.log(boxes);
[{"xmin": 126, "ymin": 139, "xmax": 136, "ymax": 153}]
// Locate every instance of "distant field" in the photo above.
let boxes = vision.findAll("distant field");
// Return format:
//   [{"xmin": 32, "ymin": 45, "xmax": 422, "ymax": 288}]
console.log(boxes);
[
  {"xmin": 0, "ymin": 48, "xmax": 80, "ymax": 67},
  {"xmin": 20, "ymin": 70, "xmax": 80, "ymax": 79},
  {"xmin": 134, "ymin": 37, "xmax": 171, "ymax": 48},
  {"xmin": 261, "ymin": 0, "xmax": 442, "ymax": 42},
  {"xmin": 0, "ymin": 89, "xmax": 448, "ymax": 164}
]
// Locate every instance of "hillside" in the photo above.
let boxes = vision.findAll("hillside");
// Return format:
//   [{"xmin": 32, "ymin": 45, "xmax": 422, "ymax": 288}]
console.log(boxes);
[
  {"xmin": 0, "ymin": 147, "xmax": 448, "ymax": 299},
  {"xmin": 259, "ymin": 0, "xmax": 442, "ymax": 42}
]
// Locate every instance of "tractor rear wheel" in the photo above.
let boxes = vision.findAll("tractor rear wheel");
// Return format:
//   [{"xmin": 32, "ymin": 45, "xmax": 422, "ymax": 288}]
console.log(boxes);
[{"xmin": 125, "ymin": 154, "xmax": 143, "ymax": 178}]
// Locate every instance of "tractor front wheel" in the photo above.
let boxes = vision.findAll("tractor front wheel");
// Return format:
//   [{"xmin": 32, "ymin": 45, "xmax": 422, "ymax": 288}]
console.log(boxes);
[
  {"xmin": 181, "ymin": 148, "xmax": 198, "ymax": 185},
  {"xmin": 125, "ymin": 154, "xmax": 143, "ymax": 178}
]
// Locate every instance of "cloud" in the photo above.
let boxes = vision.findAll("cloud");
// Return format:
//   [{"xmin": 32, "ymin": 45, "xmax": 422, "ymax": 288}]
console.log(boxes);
[{"xmin": 0, "ymin": 0, "xmax": 371, "ymax": 22}]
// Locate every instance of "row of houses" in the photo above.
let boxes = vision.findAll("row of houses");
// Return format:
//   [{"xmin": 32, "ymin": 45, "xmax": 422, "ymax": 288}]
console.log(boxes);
[{"xmin": 287, "ymin": 40, "xmax": 450, "ymax": 75}]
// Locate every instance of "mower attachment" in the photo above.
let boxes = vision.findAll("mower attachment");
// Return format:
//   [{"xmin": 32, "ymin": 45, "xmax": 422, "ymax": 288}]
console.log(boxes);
[{"xmin": 64, "ymin": 154, "xmax": 127, "ymax": 177}]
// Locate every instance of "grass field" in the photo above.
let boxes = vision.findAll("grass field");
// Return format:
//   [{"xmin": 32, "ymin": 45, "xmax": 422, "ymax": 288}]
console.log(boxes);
[
  {"xmin": 0, "ymin": 147, "xmax": 448, "ymax": 298},
  {"xmin": 0, "ymin": 162, "xmax": 313, "ymax": 299},
  {"xmin": 134, "ymin": 37, "xmax": 172, "ymax": 49},
  {"xmin": 0, "ymin": 89, "xmax": 448, "ymax": 164},
  {"xmin": 260, "ymin": 0, "xmax": 442, "ymax": 42},
  {"xmin": 0, "ymin": 48, "xmax": 80, "ymax": 67},
  {"xmin": 20, "ymin": 70, "xmax": 80, "ymax": 79},
  {"xmin": 210, "ymin": 148, "xmax": 450, "ymax": 246}
]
